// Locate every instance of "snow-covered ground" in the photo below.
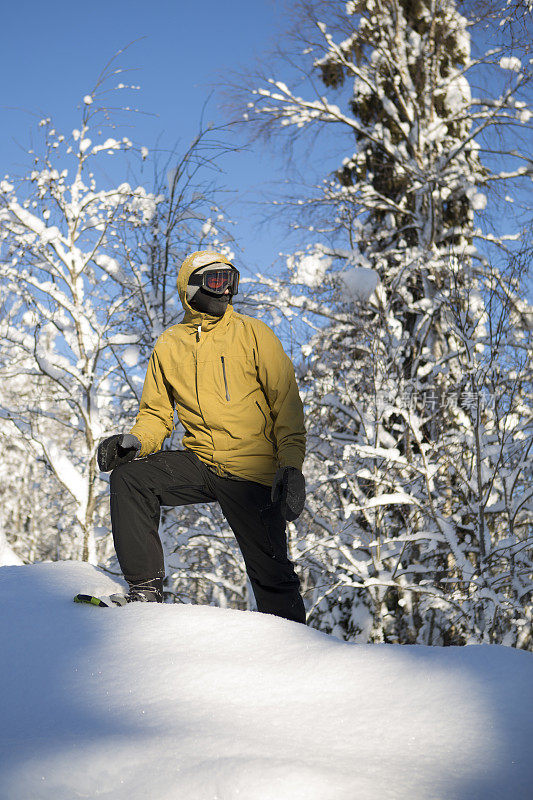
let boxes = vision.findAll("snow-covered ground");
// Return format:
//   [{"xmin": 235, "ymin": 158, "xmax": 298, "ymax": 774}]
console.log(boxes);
[{"xmin": 1, "ymin": 562, "xmax": 531, "ymax": 800}]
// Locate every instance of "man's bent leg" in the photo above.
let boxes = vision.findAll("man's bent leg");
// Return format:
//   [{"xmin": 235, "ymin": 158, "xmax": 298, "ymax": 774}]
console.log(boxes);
[
  {"xmin": 109, "ymin": 450, "xmax": 216, "ymax": 586},
  {"xmin": 212, "ymin": 472, "xmax": 306, "ymax": 624}
]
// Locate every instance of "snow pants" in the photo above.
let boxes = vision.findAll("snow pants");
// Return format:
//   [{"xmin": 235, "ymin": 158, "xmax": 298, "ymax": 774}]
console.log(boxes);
[{"xmin": 109, "ymin": 448, "xmax": 306, "ymax": 624}]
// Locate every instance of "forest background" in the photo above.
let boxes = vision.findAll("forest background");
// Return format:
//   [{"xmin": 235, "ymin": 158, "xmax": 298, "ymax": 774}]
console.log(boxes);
[{"xmin": 1, "ymin": 0, "xmax": 532, "ymax": 649}]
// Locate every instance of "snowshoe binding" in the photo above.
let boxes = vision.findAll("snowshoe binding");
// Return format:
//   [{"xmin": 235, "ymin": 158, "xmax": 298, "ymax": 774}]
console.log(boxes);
[{"xmin": 74, "ymin": 578, "xmax": 164, "ymax": 607}]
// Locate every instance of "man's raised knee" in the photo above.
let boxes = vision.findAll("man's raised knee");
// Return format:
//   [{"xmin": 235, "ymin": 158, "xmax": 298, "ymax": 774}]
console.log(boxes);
[{"xmin": 109, "ymin": 460, "xmax": 139, "ymax": 491}]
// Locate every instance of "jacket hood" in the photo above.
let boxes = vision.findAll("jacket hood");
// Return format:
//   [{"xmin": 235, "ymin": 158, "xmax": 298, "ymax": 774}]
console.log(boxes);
[{"xmin": 177, "ymin": 250, "xmax": 234, "ymax": 324}]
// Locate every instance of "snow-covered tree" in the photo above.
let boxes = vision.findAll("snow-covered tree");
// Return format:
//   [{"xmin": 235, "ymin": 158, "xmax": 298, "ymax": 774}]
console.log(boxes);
[
  {"xmin": 0, "ymin": 63, "xmax": 158, "ymax": 563},
  {"xmin": 239, "ymin": 0, "xmax": 532, "ymax": 645},
  {"xmin": 0, "ymin": 375, "xmax": 79, "ymax": 565},
  {"xmin": 162, "ymin": 503, "xmax": 250, "ymax": 608}
]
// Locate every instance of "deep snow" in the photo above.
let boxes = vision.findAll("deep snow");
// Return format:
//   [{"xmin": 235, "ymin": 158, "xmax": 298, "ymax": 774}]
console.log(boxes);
[{"xmin": 1, "ymin": 562, "xmax": 531, "ymax": 800}]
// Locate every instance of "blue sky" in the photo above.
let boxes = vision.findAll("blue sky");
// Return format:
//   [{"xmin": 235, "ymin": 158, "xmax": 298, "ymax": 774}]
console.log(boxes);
[
  {"xmin": 1, "ymin": 0, "xmax": 530, "ymax": 299},
  {"xmin": 0, "ymin": 0, "xmax": 295, "ymax": 275}
]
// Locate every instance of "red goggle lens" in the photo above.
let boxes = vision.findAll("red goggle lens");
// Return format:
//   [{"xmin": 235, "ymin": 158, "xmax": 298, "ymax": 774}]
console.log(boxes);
[
  {"xmin": 204, "ymin": 270, "xmax": 231, "ymax": 290},
  {"xmin": 203, "ymin": 268, "xmax": 237, "ymax": 294}
]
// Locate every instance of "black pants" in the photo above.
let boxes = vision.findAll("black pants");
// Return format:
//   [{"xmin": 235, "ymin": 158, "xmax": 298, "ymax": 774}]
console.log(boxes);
[{"xmin": 109, "ymin": 448, "xmax": 306, "ymax": 624}]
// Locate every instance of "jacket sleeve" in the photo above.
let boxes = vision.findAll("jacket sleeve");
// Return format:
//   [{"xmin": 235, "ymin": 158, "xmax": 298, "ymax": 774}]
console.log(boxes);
[
  {"xmin": 253, "ymin": 320, "xmax": 306, "ymax": 471},
  {"xmin": 129, "ymin": 346, "xmax": 174, "ymax": 457}
]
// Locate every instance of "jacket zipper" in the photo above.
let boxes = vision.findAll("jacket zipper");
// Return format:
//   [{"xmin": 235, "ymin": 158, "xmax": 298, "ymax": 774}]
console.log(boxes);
[
  {"xmin": 255, "ymin": 400, "xmax": 273, "ymax": 444},
  {"xmin": 221, "ymin": 356, "xmax": 230, "ymax": 401}
]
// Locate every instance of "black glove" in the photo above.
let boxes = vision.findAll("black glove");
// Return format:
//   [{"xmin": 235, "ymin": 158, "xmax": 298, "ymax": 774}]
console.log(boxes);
[
  {"xmin": 97, "ymin": 433, "xmax": 141, "ymax": 472},
  {"xmin": 271, "ymin": 466, "xmax": 306, "ymax": 521}
]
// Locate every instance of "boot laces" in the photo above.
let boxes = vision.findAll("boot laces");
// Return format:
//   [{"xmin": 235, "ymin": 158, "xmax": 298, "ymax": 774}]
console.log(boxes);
[{"xmin": 127, "ymin": 578, "xmax": 163, "ymax": 602}]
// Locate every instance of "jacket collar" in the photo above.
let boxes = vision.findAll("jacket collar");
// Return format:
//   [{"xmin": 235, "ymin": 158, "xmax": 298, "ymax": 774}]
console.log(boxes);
[{"xmin": 182, "ymin": 303, "xmax": 234, "ymax": 334}]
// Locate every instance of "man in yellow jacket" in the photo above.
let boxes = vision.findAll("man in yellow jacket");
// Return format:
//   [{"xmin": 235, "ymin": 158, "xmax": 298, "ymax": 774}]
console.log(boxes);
[{"xmin": 97, "ymin": 250, "xmax": 307, "ymax": 623}]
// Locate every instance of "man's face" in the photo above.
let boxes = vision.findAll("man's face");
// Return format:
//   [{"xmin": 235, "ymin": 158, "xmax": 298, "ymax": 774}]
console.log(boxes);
[{"xmin": 187, "ymin": 272, "xmax": 232, "ymax": 317}]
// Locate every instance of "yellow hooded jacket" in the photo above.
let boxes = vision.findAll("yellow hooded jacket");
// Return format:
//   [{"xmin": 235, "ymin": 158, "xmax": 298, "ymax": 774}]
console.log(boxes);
[{"xmin": 129, "ymin": 250, "xmax": 306, "ymax": 487}]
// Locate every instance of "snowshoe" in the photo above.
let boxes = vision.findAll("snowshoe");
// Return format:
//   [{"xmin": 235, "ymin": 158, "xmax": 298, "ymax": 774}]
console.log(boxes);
[{"xmin": 73, "ymin": 578, "xmax": 164, "ymax": 607}]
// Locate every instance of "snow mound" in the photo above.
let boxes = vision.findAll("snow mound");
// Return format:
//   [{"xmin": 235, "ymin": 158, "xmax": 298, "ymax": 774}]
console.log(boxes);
[{"xmin": 1, "ymin": 561, "xmax": 532, "ymax": 800}]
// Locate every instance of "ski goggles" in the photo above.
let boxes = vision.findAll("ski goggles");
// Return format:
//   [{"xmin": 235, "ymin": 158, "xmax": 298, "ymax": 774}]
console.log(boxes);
[{"xmin": 188, "ymin": 264, "xmax": 240, "ymax": 296}]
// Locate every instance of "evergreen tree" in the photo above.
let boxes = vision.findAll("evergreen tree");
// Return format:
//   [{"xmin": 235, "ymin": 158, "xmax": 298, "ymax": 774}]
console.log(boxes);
[{"xmin": 243, "ymin": 0, "xmax": 532, "ymax": 645}]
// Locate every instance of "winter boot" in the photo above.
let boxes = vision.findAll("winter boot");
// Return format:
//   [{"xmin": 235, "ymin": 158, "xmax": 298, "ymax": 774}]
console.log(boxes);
[{"xmin": 124, "ymin": 577, "xmax": 164, "ymax": 603}]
